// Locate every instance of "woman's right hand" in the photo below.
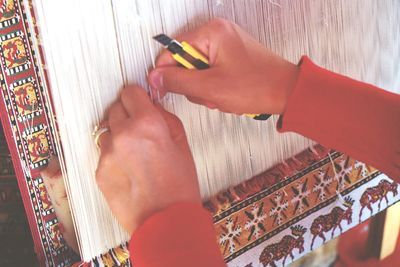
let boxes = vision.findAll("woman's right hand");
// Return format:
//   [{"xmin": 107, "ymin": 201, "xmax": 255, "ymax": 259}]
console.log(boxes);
[{"xmin": 149, "ymin": 18, "xmax": 299, "ymax": 115}]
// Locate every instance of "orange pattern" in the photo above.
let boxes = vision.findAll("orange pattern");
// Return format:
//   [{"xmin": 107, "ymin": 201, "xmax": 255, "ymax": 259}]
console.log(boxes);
[
  {"xmin": 210, "ymin": 152, "xmax": 377, "ymax": 260},
  {"xmin": 0, "ymin": 0, "xmax": 16, "ymax": 23},
  {"xmin": 2, "ymin": 36, "xmax": 28, "ymax": 68}
]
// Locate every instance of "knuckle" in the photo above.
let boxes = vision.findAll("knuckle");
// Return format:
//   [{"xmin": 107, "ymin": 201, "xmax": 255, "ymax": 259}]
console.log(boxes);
[
  {"xmin": 155, "ymin": 51, "xmax": 172, "ymax": 67},
  {"xmin": 109, "ymin": 102, "xmax": 122, "ymax": 114},
  {"xmin": 113, "ymin": 115, "xmax": 165, "ymax": 147},
  {"xmin": 112, "ymin": 127, "xmax": 133, "ymax": 149},
  {"xmin": 124, "ymin": 84, "xmax": 142, "ymax": 91},
  {"xmin": 209, "ymin": 18, "xmax": 235, "ymax": 32},
  {"xmin": 134, "ymin": 115, "xmax": 165, "ymax": 137},
  {"xmin": 120, "ymin": 86, "xmax": 142, "ymax": 104},
  {"xmin": 119, "ymin": 90, "xmax": 129, "ymax": 106},
  {"xmin": 120, "ymin": 89, "xmax": 130, "ymax": 105},
  {"xmin": 108, "ymin": 107, "xmax": 119, "ymax": 121}
]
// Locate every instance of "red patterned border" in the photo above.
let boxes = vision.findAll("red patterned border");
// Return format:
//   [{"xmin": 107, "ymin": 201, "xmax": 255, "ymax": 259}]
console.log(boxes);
[
  {"xmin": 0, "ymin": 1, "xmax": 76, "ymax": 266},
  {"xmin": 204, "ymin": 145, "xmax": 331, "ymax": 215},
  {"xmin": 209, "ymin": 150, "xmax": 380, "ymax": 261}
]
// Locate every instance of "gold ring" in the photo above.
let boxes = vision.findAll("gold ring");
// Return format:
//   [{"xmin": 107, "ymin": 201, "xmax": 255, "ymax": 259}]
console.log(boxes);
[{"xmin": 93, "ymin": 125, "xmax": 110, "ymax": 148}]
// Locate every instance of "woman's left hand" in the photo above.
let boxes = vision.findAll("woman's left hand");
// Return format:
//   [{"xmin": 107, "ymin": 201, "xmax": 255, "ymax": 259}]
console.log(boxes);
[{"xmin": 95, "ymin": 85, "xmax": 201, "ymax": 234}]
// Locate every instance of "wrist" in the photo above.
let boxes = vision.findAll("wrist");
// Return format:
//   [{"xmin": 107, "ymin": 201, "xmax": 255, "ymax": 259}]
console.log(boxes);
[
  {"xmin": 256, "ymin": 56, "xmax": 300, "ymax": 115},
  {"xmin": 134, "ymin": 174, "xmax": 201, "ymax": 228},
  {"xmin": 278, "ymin": 61, "xmax": 300, "ymax": 114}
]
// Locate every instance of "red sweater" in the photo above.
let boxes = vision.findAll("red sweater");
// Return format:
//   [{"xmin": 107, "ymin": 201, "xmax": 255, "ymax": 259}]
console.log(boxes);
[{"xmin": 129, "ymin": 56, "xmax": 400, "ymax": 267}]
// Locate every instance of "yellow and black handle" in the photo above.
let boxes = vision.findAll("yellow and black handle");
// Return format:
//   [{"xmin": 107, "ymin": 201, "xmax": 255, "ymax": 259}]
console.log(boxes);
[{"xmin": 153, "ymin": 34, "xmax": 271, "ymax": 121}]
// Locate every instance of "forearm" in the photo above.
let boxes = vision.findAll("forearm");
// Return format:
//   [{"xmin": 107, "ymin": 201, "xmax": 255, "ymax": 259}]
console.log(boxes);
[{"xmin": 278, "ymin": 56, "xmax": 400, "ymax": 179}]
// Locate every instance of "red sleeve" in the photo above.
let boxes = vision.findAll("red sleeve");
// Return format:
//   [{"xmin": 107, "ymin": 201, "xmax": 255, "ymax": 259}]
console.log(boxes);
[
  {"xmin": 278, "ymin": 56, "xmax": 400, "ymax": 180},
  {"xmin": 129, "ymin": 202, "xmax": 226, "ymax": 267},
  {"xmin": 128, "ymin": 56, "xmax": 399, "ymax": 267}
]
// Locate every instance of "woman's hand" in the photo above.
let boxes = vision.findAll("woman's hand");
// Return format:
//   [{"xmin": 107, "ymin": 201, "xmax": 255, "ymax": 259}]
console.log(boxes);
[
  {"xmin": 149, "ymin": 18, "xmax": 299, "ymax": 115},
  {"xmin": 95, "ymin": 85, "xmax": 201, "ymax": 234}
]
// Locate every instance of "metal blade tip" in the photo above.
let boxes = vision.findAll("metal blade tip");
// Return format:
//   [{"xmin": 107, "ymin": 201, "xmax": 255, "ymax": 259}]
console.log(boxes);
[{"xmin": 153, "ymin": 34, "xmax": 172, "ymax": 46}]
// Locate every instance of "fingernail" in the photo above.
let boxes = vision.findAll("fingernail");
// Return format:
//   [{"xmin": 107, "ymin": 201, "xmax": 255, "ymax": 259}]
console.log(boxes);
[
  {"xmin": 149, "ymin": 70, "xmax": 167, "ymax": 99},
  {"xmin": 149, "ymin": 70, "xmax": 164, "ymax": 90}
]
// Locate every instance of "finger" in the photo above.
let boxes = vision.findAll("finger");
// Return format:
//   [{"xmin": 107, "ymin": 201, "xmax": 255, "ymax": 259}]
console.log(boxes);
[
  {"xmin": 120, "ymin": 85, "xmax": 157, "ymax": 117},
  {"xmin": 155, "ymin": 105, "xmax": 191, "ymax": 153},
  {"xmin": 98, "ymin": 130, "xmax": 111, "ymax": 152},
  {"xmin": 155, "ymin": 31, "xmax": 210, "ymax": 68},
  {"xmin": 98, "ymin": 120, "xmax": 109, "ymax": 129},
  {"xmin": 96, "ymin": 120, "xmax": 112, "ymax": 152},
  {"xmin": 41, "ymin": 156, "xmax": 62, "ymax": 180},
  {"xmin": 148, "ymin": 66, "xmax": 214, "ymax": 100},
  {"xmin": 154, "ymin": 48, "xmax": 176, "ymax": 68},
  {"xmin": 108, "ymin": 102, "xmax": 128, "ymax": 131},
  {"xmin": 155, "ymin": 104, "xmax": 185, "ymax": 138}
]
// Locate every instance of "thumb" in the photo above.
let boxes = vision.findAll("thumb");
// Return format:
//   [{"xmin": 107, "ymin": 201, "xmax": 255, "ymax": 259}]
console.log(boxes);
[{"xmin": 148, "ymin": 66, "xmax": 212, "ymax": 99}]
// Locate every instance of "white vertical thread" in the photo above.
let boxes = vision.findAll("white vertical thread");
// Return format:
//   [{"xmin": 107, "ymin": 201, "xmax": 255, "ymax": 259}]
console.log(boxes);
[{"xmin": 31, "ymin": 0, "xmax": 400, "ymax": 260}]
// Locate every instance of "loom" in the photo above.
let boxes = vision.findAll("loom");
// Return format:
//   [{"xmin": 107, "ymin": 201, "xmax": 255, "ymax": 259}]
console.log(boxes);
[{"xmin": 0, "ymin": 0, "xmax": 399, "ymax": 266}]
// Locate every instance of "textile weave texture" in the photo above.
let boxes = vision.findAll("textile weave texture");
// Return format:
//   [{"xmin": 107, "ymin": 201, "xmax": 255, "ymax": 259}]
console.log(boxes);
[{"xmin": 0, "ymin": 1, "xmax": 398, "ymax": 267}]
